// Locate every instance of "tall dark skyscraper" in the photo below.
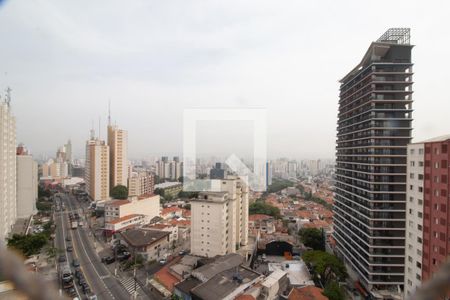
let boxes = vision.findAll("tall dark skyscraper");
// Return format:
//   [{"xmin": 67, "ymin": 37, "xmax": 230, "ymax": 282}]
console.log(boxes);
[{"xmin": 333, "ymin": 28, "xmax": 413, "ymax": 297}]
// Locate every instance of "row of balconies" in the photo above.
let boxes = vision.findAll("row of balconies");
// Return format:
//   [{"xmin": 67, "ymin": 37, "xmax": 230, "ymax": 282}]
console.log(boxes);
[{"xmin": 334, "ymin": 189, "xmax": 406, "ymax": 210}]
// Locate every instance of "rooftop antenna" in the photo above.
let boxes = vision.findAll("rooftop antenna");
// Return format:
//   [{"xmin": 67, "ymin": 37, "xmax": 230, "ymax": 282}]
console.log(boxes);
[
  {"xmin": 108, "ymin": 99, "xmax": 111, "ymax": 126},
  {"xmin": 5, "ymin": 87, "xmax": 12, "ymax": 107},
  {"xmin": 98, "ymin": 116, "xmax": 101, "ymax": 140},
  {"xmin": 90, "ymin": 120, "xmax": 95, "ymax": 140}
]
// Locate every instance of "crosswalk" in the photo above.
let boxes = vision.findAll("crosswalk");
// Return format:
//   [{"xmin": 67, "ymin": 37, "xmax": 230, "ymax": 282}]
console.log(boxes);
[{"xmin": 119, "ymin": 276, "xmax": 143, "ymax": 296}]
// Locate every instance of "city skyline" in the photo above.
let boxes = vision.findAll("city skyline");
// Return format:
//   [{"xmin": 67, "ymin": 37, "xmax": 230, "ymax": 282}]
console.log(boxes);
[{"xmin": 1, "ymin": 1, "xmax": 450, "ymax": 160}]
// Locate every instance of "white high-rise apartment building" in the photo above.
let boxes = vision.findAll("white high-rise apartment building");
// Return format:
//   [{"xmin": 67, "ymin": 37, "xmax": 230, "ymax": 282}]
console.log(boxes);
[
  {"xmin": 0, "ymin": 100, "xmax": 17, "ymax": 241},
  {"xmin": 108, "ymin": 124, "xmax": 128, "ymax": 189},
  {"xmin": 404, "ymin": 143, "xmax": 425, "ymax": 297},
  {"xmin": 16, "ymin": 152, "xmax": 38, "ymax": 218},
  {"xmin": 85, "ymin": 134, "xmax": 110, "ymax": 201},
  {"xmin": 191, "ymin": 177, "xmax": 249, "ymax": 257}
]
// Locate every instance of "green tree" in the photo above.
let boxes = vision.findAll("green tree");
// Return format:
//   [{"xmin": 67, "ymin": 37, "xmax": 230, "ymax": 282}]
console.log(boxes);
[
  {"xmin": 323, "ymin": 281, "xmax": 345, "ymax": 300},
  {"xmin": 111, "ymin": 185, "xmax": 128, "ymax": 199},
  {"xmin": 299, "ymin": 228, "xmax": 325, "ymax": 251},
  {"xmin": 303, "ymin": 251, "xmax": 347, "ymax": 284},
  {"xmin": 249, "ymin": 202, "xmax": 280, "ymax": 218},
  {"xmin": 7, "ymin": 234, "xmax": 48, "ymax": 257},
  {"xmin": 36, "ymin": 201, "xmax": 52, "ymax": 212}
]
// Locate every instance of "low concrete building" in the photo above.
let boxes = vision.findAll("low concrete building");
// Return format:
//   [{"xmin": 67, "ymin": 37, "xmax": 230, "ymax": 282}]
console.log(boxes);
[
  {"xmin": 16, "ymin": 153, "xmax": 38, "ymax": 218},
  {"xmin": 119, "ymin": 228, "xmax": 170, "ymax": 261},
  {"xmin": 146, "ymin": 223, "xmax": 179, "ymax": 248},
  {"xmin": 104, "ymin": 214, "xmax": 147, "ymax": 236},
  {"xmin": 104, "ymin": 194, "xmax": 160, "ymax": 223},
  {"xmin": 155, "ymin": 182, "xmax": 182, "ymax": 198}
]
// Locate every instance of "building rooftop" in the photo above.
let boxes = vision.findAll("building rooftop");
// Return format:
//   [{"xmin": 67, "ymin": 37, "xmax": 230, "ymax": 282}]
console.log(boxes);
[
  {"xmin": 174, "ymin": 277, "xmax": 202, "ymax": 294},
  {"xmin": 288, "ymin": 286, "xmax": 328, "ymax": 300},
  {"xmin": 191, "ymin": 266, "xmax": 261, "ymax": 300},
  {"xmin": 191, "ymin": 253, "xmax": 244, "ymax": 283},
  {"xmin": 268, "ymin": 260, "xmax": 313, "ymax": 286},
  {"xmin": 120, "ymin": 229, "xmax": 170, "ymax": 248},
  {"xmin": 192, "ymin": 191, "xmax": 229, "ymax": 204},
  {"xmin": 108, "ymin": 214, "xmax": 143, "ymax": 225},
  {"xmin": 414, "ymin": 134, "xmax": 450, "ymax": 144},
  {"xmin": 155, "ymin": 182, "xmax": 182, "ymax": 189}
]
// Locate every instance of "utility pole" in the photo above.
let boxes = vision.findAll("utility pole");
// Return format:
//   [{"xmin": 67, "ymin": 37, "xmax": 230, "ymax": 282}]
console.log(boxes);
[{"xmin": 133, "ymin": 251, "xmax": 137, "ymax": 299}]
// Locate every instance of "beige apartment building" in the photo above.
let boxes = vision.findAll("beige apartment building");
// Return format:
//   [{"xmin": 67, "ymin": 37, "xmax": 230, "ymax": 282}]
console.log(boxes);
[
  {"xmin": 16, "ymin": 153, "xmax": 38, "ymax": 218},
  {"xmin": 404, "ymin": 143, "xmax": 425, "ymax": 297},
  {"xmin": 0, "ymin": 100, "xmax": 17, "ymax": 241},
  {"xmin": 107, "ymin": 124, "xmax": 128, "ymax": 190},
  {"xmin": 128, "ymin": 171, "xmax": 154, "ymax": 197},
  {"xmin": 190, "ymin": 177, "xmax": 249, "ymax": 257},
  {"xmin": 85, "ymin": 137, "xmax": 110, "ymax": 201},
  {"xmin": 104, "ymin": 194, "xmax": 160, "ymax": 223}
]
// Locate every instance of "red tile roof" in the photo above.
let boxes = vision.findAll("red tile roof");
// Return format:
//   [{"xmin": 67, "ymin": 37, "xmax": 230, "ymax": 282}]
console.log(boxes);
[
  {"xmin": 289, "ymin": 286, "xmax": 328, "ymax": 300},
  {"xmin": 235, "ymin": 295, "xmax": 256, "ymax": 300},
  {"xmin": 154, "ymin": 257, "xmax": 183, "ymax": 292},
  {"xmin": 161, "ymin": 206, "xmax": 182, "ymax": 215},
  {"xmin": 249, "ymin": 214, "xmax": 272, "ymax": 221}
]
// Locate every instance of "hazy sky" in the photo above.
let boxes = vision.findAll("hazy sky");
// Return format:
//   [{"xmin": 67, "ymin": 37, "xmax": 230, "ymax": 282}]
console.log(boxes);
[{"xmin": 1, "ymin": 0, "xmax": 449, "ymax": 160}]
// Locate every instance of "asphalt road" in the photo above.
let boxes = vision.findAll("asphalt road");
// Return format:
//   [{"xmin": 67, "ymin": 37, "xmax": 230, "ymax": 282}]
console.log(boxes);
[{"xmin": 61, "ymin": 194, "xmax": 131, "ymax": 300}]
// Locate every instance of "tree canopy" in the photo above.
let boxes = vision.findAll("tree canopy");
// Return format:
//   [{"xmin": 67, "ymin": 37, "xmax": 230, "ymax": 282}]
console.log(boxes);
[
  {"xmin": 302, "ymin": 251, "xmax": 347, "ymax": 284},
  {"xmin": 249, "ymin": 201, "xmax": 280, "ymax": 218},
  {"xmin": 299, "ymin": 227, "xmax": 325, "ymax": 251},
  {"xmin": 323, "ymin": 281, "xmax": 345, "ymax": 300},
  {"xmin": 7, "ymin": 234, "xmax": 48, "ymax": 257},
  {"xmin": 111, "ymin": 185, "xmax": 128, "ymax": 199}
]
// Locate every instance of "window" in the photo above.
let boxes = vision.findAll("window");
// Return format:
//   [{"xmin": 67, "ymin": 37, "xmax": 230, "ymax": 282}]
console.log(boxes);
[
  {"xmin": 419, "ymin": 148, "xmax": 424, "ymax": 155},
  {"xmin": 416, "ymin": 274, "xmax": 421, "ymax": 280},
  {"xmin": 410, "ymin": 161, "xmax": 415, "ymax": 167},
  {"xmin": 410, "ymin": 149, "xmax": 415, "ymax": 155},
  {"xmin": 418, "ymin": 212, "xmax": 422, "ymax": 218},
  {"xmin": 417, "ymin": 224, "xmax": 422, "ymax": 231},
  {"xmin": 419, "ymin": 161, "xmax": 424, "ymax": 167},
  {"xmin": 416, "ymin": 261, "xmax": 422, "ymax": 269},
  {"xmin": 418, "ymin": 174, "xmax": 424, "ymax": 180},
  {"xmin": 419, "ymin": 187, "xmax": 423, "ymax": 193},
  {"xmin": 434, "ymin": 162, "xmax": 440, "ymax": 169},
  {"xmin": 410, "ymin": 173, "xmax": 414, "ymax": 179}
]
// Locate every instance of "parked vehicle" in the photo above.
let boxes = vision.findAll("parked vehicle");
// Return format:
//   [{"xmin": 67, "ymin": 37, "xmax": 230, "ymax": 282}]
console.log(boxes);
[
  {"xmin": 159, "ymin": 258, "xmax": 167, "ymax": 265},
  {"xmin": 117, "ymin": 251, "xmax": 131, "ymax": 261},
  {"xmin": 72, "ymin": 259, "xmax": 80, "ymax": 267},
  {"xmin": 66, "ymin": 236, "xmax": 72, "ymax": 242},
  {"xmin": 58, "ymin": 255, "xmax": 67, "ymax": 263},
  {"xmin": 71, "ymin": 221, "xmax": 78, "ymax": 229},
  {"xmin": 101, "ymin": 256, "xmax": 115, "ymax": 264}
]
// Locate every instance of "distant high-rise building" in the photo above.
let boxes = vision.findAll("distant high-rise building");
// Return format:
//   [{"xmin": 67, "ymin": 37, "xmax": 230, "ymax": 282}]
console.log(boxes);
[
  {"xmin": 128, "ymin": 171, "xmax": 155, "ymax": 197},
  {"xmin": 287, "ymin": 160, "xmax": 298, "ymax": 178},
  {"xmin": 0, "ymin": 98, "xmax": 17, "ymax": 241},
  {"xmin": 191, "ymin": 177, "xmax": 248, "ymax": 257},
  {"xmin": 404, "ymin": 135, "xmax": 450, "ymax": 298},
  {"xmin": 334, "ymin": 28, "xmax": 413, "ymax": 296},
  {"xmin": 156, "ymin": 156, "xmax": 182, "ymax": 181},
  {"xmin": 16, "ymin": 146, "xmax": 38, "ymax": 218},
  {"xmin": 108, "ymin": 123, "xmax": 128, "ymax": 189},
  {"xmin": 65, "ymin": 139, "xmax": 72, "ymax": 164},
  {"xmin": 41, "ymin": 158, "xmax": 68, "ymax": 179},
  {"xmin": 210, "ymin": 162, "xmax": 226, "ymax": 180},
  {"xmin": 85, "ymin": 131, "xmax": 110, "ymax": 201},
  {"xmin": 266, "ymin": 161, "xmax": 273, "ymax": 188}
]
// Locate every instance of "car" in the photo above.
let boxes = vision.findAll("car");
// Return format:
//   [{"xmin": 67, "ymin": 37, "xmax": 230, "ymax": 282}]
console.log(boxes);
[
  {"xmin": 67, "ymin": 245, "xmax": 73, "ymax": 252},
  {"xmin": 67, "ymin": 287, "xmax": 77, "ymax": 297},
  {"xmin": 78, "ymin": 277, "xmax": 86, "ymax": 286},
  {"xmin": 87, "ymin": 293, "xmax": 97, "ymax": 300},
  {"xmin": 72, "ymin": 259, "xmax": 80, "ymax": 267},
  {"xmin": 82, "ymin": 283, "xmax": 91, "ymax": 294},
  {"xmin": 66, "ymin": 236, "xmax": 72, "ymax": 242},
  {"xmin": 179, "ymin": 249, "xmax": 187, "ymax": 256},
  {"xmin": 101, "ymin": 256, "xmax": 115, "ymax": 264},
  {"xmin": 117, "ymin": 251, "xmax": 131, "ymax": 261},
  {"xmin": 75, "ymin": 269, "xmax": 83, "ymax": 279},
  {"xmin": 159, "ymin": 259, "xmax": 167, "ymax": 265},
  {"xmin": 58, "ymin": 255, "xmax": 67, "ymax": 263}
]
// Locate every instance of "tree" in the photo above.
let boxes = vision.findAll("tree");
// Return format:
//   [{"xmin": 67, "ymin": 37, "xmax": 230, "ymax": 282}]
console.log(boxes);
[
  {"xmin": 7, "ymin": 234, "xmax": 48, "ymax": 257},
  {"xmin": 299, "ymin": 228, "xmax": 325, "ymax": 251},
  {"xmin": 323, "ymin": 281, "xmax": 345, "ymax": 300},
  {"xmin": 249, "ymin": 202, "xmax": 281, "ymax": 218},
  {"xmin": 302, "ymin": 251, "xmax": 347, "ymax": 284},
  {"xmin": 111, "ymin": 185, "xmax": 128, "ymax": 199}
]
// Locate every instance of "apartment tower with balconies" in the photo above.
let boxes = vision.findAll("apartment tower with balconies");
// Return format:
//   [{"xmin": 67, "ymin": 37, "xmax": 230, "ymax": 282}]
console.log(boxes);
[{"xmin": 333, "ymin": 28, "xmax": 414, "ymax": 296}]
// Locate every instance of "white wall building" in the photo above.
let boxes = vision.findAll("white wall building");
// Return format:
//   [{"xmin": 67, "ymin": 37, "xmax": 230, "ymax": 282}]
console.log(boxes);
[
  {"xmin": 404, "ymin": 143, "xmax": 425, "ymax": 297},
  {"xmin": 104, "ymin": 194, "xmax": 160, "ymax": 223},
  {"xmin": 16, "ymin": 154, "xmax": 38, "ymax": 218},
  {"xmin": 190, "ymin": 177, "xmax": 248, "ymax": 257},
  {"xmin": 0, "ymin": 100, "xmax": 16, "ymax": 241}
]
